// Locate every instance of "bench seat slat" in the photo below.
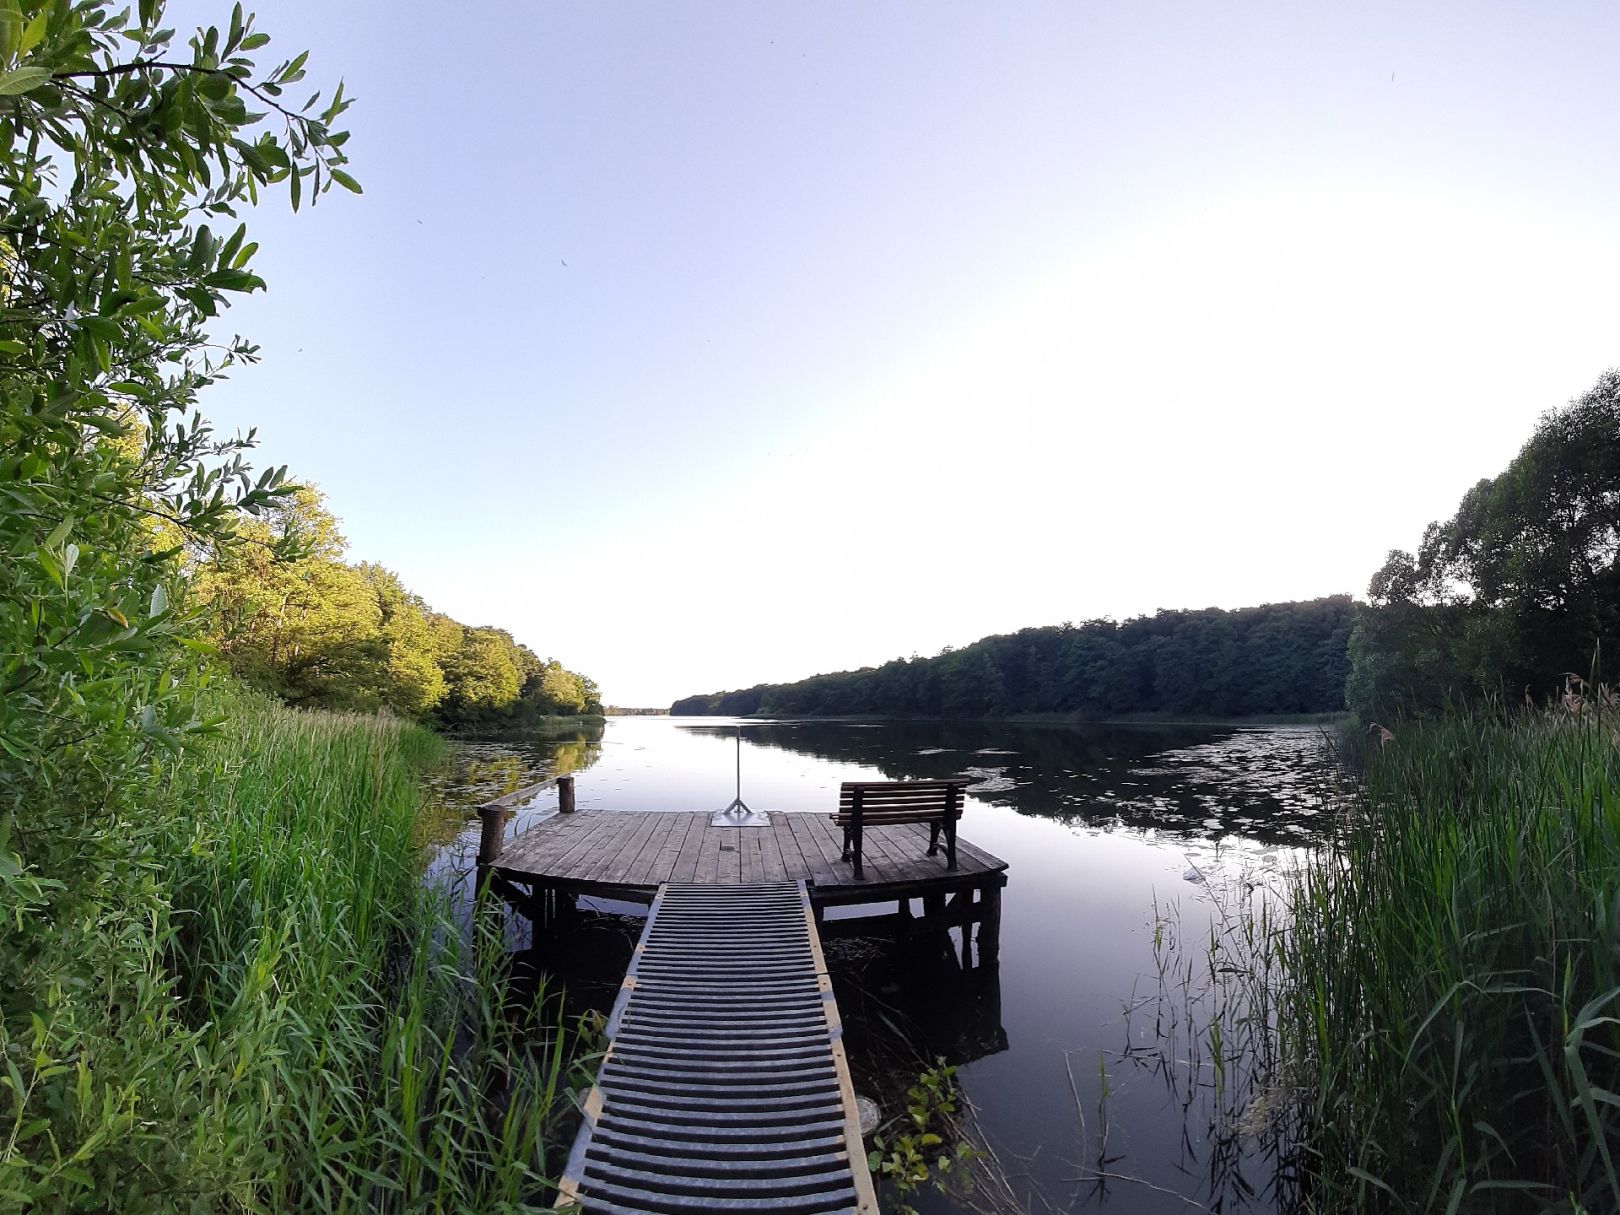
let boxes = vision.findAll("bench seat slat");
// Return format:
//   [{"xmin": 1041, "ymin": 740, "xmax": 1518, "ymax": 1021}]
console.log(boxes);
[{"xmin": 831, "ymin": 811, "xmax": 963, "ymax": 824}]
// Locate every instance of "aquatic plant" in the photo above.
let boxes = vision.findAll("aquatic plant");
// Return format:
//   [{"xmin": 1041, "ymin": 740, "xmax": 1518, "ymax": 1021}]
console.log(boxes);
[
  {"xmin": 1135, "ymin": 704, "xmax": 1620, "ymax": 1211},
  {"xmin": 868, "ymin": 1059, "xmax": 982, "ymax": 1215},
  {"xmin": 1269, "ymin": 704, "xmax": 1620, "ymax": 1211}
]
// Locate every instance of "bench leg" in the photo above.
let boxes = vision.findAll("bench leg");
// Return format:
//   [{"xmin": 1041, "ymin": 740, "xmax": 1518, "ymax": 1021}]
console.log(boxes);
[
  {"xmin": 927, "ymin": 821, "xmax": 940, "ymax": 856},
  {"xmin": 852, "ymin": 820, "xmax": 865, "ymax": 881},
  {"xmin": 945, "ymin": 817, "xmax": 958, "ymax": 871},
  {"xmin": 841, "ymin": 824, "xmax": 852, "ymax": 862}
]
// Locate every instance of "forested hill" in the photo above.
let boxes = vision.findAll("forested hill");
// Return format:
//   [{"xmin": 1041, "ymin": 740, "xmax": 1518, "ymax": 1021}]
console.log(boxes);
[{"xmin": 671, "ymin": 597, "xmax": 1352, "ymax": 718}]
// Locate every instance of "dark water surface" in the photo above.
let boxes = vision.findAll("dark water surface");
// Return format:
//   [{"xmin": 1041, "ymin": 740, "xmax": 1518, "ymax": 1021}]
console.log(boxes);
[{"xmin": 421, "ymin": 717, "xmax": 1340, "ymax": 1214}]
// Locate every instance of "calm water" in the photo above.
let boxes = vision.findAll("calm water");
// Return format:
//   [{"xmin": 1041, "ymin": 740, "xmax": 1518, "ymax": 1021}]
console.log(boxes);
[{"xmin": 421, "ymin": 717, "xmax": 1341, "ymax": 1214}]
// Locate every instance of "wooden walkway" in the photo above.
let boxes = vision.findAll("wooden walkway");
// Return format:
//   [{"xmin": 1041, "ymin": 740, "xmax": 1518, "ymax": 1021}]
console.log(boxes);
[
  {"xmin": 557, "ymin": 882, "xmax": 877, "ymax": 1214},
  {"xmin": 492, "ymin": 809, "xmax": 1006, "ymax": 905}
]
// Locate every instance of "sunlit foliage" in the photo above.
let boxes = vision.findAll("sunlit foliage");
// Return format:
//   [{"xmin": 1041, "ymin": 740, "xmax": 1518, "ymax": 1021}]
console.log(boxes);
[{"xmin": 189, "ymin": 486, "xmax": 601, "ymax": 725}]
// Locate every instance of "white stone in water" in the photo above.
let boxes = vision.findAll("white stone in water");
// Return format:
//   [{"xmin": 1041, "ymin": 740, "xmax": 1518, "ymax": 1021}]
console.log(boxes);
[
  {"xmin": 1183, "ymin": 867, "xmax": 1206, "ymax": 884},
  {"xmin": 856, "ymin": 1095, "xmax": 882, "ymax": 1138}
]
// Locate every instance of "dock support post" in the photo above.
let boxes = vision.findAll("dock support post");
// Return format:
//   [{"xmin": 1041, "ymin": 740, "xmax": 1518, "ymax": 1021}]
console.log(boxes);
[
  {"xmin": 477, "ymin": 804, "xmax": 507, "ymax": 868},
  {"xmin": 558, "ymin": 775, "xmax": 576, "ymax": 814},
  {"xmin": 978, "ymin": 883, "xmax": 1002, "ymax": 965}
]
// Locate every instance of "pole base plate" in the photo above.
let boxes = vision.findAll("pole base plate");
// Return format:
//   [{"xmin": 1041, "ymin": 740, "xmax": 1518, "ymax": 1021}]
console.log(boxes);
[{"xmin": 710, "ymin": 800, "xmax": 771, "ymax": 828}]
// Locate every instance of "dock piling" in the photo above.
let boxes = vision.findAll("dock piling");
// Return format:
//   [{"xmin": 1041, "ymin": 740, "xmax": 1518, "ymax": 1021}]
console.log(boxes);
[{"xmin": 477, "ymin": 805, "xmax": 507, "ymax": 867}]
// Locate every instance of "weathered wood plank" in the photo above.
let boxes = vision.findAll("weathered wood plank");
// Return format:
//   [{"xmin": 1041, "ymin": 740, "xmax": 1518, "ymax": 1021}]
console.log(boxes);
[
  {"xmin": 572, "ymin": 813, "xmax": 645, "ymax": 883},
  {"xmin": 693, "ymin": 819, "xmax": 726, "ymax": 885},
  {"xmin": 668, "ymin": 813, "xmax": 709, "ymax": 883},
  {"xmin": 739, "ymin": 826, "xmax": 762, "ymax": 885},
  {"xmin": 785, "ymin": 810, "xmax": 849, "ymax": 884},
  {"xmin": 493, "ymin": 810, "xmax": 1007, "ymax": 904},
  {"xmin": 600, "ymin": 810, "xmax": 676, "ymax": 887},
  {"xmin": 759, "ymin": 817, "xmax": 789, "ymax": 883},
  {"xmin": 645, "ymin": 812, "xmax": 702, "ymax": 886},
  {"xmin": 500, "ymin": 810, "xmax": 608, "ymax": 872}
]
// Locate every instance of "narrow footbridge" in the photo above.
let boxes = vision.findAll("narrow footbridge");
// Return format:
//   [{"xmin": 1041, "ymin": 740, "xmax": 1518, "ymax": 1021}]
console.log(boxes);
[{"xmin": 557, "ymin": 882, "xmax": 877, "ymax": 1214}]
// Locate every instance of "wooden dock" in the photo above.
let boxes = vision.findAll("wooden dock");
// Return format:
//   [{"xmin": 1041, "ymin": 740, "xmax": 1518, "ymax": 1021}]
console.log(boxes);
[
  {"xmin": 490, "ymin": 808, "xmax": 1006, "ymax": 907},
  {"xmin": 557, "ymin": 882, "xmax": 877, "ymax": 1214},
  {"xmin": 475, "ymin": 787, "xmax": 1009, "ymax": 1212}
]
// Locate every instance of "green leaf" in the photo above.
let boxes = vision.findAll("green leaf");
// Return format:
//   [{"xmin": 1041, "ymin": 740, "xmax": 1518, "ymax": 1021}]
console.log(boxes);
[
  {"xmin": 0, "ymin": 66, "xmax": 51, "ymax": 96},
  {"xmin": 43, "ymin": 516, "xmax": 73, "ymax": 551},
  {"xmin": 17, "ymin": 7, "xmax": 46, "ymax": 57},
  {"xmin": 35, "ymin": 547, "xmax": 62, "ymax": 589},
  {"xmin": 149, "ymin": 583, "xmax": 167, "ymax": 618},
  {"xmin": 0, "ymin": 3, "xmax": 20, "ymax": 62},
  {"xmin": 329, "ymin": 168, "xmax": 362, "ymax": 194}
]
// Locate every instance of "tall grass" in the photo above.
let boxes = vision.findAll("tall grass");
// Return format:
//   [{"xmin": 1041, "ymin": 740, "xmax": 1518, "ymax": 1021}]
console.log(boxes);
[
  {"xmin": 3, "ymin": 685, "xmax": 572, "ymax": 1213},
  {"xmin": 1270, "ymin": 707, "xmax": 1620, "ymax": 1211}
]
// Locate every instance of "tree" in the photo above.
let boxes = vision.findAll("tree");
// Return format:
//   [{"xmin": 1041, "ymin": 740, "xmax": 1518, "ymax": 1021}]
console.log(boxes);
[
  {"xmin": 0, "ymin": 2, "xmax": 353, "ymax": 1205},
  {"xmin": 2, "ymin": 0, "xmax": 356, "ymax": 799},
  {"xmin": 439, "ymin": 625, "xmax": 523, "ymax": 720},
  {"xmin": 673, "ymin": 598, "xmax": 1353, "ymax": 718},
  {"xmin": 358, "ymin": 562, "xmax": 448, "ymax": 717},
  {"xmin": 1350, "ymin": 370, "xmax": 1620, "ymax": 717}
]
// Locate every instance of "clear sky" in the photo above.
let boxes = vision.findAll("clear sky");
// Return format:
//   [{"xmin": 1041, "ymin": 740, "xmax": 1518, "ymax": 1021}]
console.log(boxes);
[{"xmin": 177, "ymin": 1, "xmax": 1620, "ymax": 706}]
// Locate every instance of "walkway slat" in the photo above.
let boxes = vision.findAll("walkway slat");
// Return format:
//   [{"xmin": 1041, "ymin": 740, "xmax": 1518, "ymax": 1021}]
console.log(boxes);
[{"xmin": 558, "ymin": 882, "xmax": 877, "ymax": 1215}]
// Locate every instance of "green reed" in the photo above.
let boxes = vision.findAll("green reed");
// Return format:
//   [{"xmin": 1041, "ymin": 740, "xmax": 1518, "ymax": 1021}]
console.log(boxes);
[
  {"xmin": 1271, "ymin": 708, "xmax": 1620, "ymax": 1212},
  {"xmin": 163, "ymin": 688, "xmax": 575, "ymax": 1213},
  {"xmin": 5, "ymin": 685, "xmax": 573, "ymax": 1213}
]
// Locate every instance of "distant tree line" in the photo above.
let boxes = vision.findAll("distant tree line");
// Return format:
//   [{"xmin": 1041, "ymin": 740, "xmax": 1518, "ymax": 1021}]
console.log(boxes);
[
  {"xmin": 1349, "ymin": 369, "xmax": 1620, "ymax": 719},
  {"xmin": 672, "ymin": 597, "xmax": 1352, "ymax": 718},
  {"xmin": 188, "ymin": 487, "xmax": 601, "ymax": 729}
]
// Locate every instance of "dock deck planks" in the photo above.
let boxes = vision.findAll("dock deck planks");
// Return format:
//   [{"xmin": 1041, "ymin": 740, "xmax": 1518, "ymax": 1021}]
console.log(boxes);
[
  {"xmin": 494, "ymin": 810, "xmax": 1006, "ymax": 902},
  {"xmin": 557, "ymin": 882, "xmax": 878, "ymax": 1214}
]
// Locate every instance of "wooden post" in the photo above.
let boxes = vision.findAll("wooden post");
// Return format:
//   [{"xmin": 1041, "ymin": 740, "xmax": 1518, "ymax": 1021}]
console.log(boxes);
[
  {"xmin": 978, "ymin": 883, "xmax": 1002, "ymax": 965},
  {"xmin": 558, "ymin": 774, "xmax": 576, "ymax": 814},
  {"xmin": 477, "ymin": 805, "xmax": 507, "ymax": 866}
]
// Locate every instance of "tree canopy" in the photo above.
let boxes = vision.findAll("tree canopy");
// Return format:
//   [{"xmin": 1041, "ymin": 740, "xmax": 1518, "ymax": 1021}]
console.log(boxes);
[
  {"xmin": 189, "ymin": 486, "xmax": 602, "ymax": 726},
  {"xmin": 1349, "ymin": 369, "xmax": 1620, "ymax": 718},
  {"xmin": 672, "ymin": 597, "xmax": 1352, "ymax": 718},
  {"xmin": 2, "ymin": 0, "xmax": 356, "ymax": 800}
]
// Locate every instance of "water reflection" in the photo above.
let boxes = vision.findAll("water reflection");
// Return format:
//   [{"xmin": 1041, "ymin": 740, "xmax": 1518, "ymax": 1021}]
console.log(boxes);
[
  {"xmin": 420, "ymin": 726, "xmax": 605, "ymax": 821},
  {"xmin": 417, "ymin": 722, "xmax": 605, "ymax": 936},
  {"xmin": 677, "ymin": 719, "xmax": 1340, "ymax": 847}
]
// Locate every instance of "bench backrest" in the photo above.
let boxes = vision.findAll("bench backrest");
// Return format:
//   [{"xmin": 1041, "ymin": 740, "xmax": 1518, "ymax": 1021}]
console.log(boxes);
[{"xmin": 836, "ymin": 779, "xmax": 967, "ymax": 824}]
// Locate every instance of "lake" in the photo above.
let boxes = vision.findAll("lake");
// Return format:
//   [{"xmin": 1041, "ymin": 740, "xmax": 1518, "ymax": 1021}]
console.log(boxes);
[{"xmin": 421, "ymin": 716, "xmax": 1342, "ymax": 1214}]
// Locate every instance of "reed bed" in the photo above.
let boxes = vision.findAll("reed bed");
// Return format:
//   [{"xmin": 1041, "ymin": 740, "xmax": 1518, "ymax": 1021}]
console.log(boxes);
[
  {"xmin": 1271, "ymin": 707, "xmax": 1620, "ymax": 1211},
  {"xmin": 4, "ymin": 687, "xmax": 572, "ymax": 1214},
  {"xmin": 1114, "ymin": 704, "xmax": 1620, "ymax": 1212}
]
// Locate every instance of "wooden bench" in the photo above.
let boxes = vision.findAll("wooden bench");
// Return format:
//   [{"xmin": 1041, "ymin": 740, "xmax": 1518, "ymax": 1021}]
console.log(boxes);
[{"xmin": 832, "ymin": 779, "xmax": 968, "ymax": 881}]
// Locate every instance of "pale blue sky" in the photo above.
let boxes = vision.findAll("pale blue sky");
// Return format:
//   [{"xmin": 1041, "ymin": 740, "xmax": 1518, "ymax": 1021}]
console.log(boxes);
[{"xmin": 183, "ymin": 2, "xmax": 1620, "ymax": 705}]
